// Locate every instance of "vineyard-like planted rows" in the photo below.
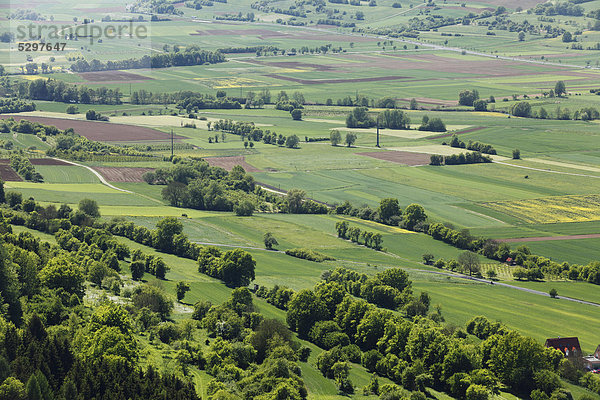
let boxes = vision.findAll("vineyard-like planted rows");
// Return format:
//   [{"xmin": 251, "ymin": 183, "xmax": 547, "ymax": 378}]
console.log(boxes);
[{"xmin": 481, "ymin": 194, "xmax": 600, "ymax": 224}]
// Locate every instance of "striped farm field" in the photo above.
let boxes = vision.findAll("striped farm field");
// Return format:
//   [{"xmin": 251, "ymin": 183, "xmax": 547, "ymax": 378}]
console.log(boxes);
[{"xmin": 481, "ymin": 194, "xmax": 600, "ymax": 224}]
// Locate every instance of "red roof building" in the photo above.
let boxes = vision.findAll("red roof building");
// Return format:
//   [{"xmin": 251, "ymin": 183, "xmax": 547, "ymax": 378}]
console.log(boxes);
[{"xmin": 545, "ymin": 337, "xmax": 582, "ymax": 357}]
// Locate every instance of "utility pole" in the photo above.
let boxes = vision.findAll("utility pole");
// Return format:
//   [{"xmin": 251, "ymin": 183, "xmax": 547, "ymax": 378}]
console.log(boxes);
[{"xmin": 171, "ymin": 129, "xmax": 174, "ymax": 158}]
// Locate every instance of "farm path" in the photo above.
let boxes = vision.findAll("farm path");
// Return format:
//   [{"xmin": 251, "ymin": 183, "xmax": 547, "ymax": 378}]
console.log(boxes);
[
  {"xmin": 195, "ymin": 234, "xmax": 600, "ymax": 307},
  {"xmin": 210, "ymin": 18, "xmax": 594, "ymax": 70},
  {"xmin": 52, "ymin": 158, "xmax": 134, "ymax": 193},
  {"xmin": 494, "ymin": 160, "xmax": 600, "ymax": 179},
  {"xmin": 52, "ymin": 158, "xmax": 164, "ymax": 204},
  {"xmin": 373, "ymin": 2, "xmax": 426, "ymax": 23},
  {"xmin": 415, "ymin": 269, "xmax": 600, "ymax": 307}
]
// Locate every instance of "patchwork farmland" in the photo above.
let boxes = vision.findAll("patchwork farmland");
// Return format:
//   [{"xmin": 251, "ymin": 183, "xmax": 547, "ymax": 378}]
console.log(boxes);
[{"xmin": 1, "ymin": 0, "xmax": 600, "ymax": 399}]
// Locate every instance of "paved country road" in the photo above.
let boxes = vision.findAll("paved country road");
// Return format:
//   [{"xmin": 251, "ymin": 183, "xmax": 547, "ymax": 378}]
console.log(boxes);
[
  {"xmin": 193, "ymin": 241, "xmax": 600, "ymax": 308},
  {"xmin": 415, "ymin": 269, "xmax": 600, "ymax": 307}
]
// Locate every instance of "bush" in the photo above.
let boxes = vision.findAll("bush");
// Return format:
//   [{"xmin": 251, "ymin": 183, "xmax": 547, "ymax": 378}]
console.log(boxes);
[
  {"xmin": 131, "ymin": 284, "xmax": 173, "ymax": 319},
  {"xmin": 418, "ymin": 116, "xmax": 446, "ymax": 132},
  {"xmin": 291, "ymin": 109, "xmax": 302, "ymax": 120},
  {"xmin": 285, "ymin": 248, "xmax": 335, "ymax": 262},
  {"xmin": 234, "ymin": 200, "xmax": 255, "ymax": 216},
  {"xmin": 473, "ymin": 99, "xmax": 487, "ymax": 111},
  {"xmin": 156, "ymin": 322, "xmax": 181, "ymax": 344},
  {"xmin": 459, "ymin": 89, "xmax": 479, "ymax": 106},
  {"xmin": 511, "ymin": 102, "xmax": 531, "ymax": 117}
]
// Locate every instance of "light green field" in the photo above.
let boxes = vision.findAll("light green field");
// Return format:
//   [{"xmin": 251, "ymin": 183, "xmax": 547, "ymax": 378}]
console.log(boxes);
[{"xmin": 5, "ymin": 1, "xmax": 600, "ymax": 397}]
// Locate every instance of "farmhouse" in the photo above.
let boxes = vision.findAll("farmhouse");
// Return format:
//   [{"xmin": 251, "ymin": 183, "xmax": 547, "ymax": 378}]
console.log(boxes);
[
  {"xmin": 583, "ymin": 345, "xmax": 600, "ymax": 370},
  {"xmin": 545, "ymin": 337, "xmax": 582, "ymax": 358}
]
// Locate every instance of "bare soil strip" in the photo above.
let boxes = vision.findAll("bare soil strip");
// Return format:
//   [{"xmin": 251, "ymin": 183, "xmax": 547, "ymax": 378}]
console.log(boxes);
[
  {"xmin": 92, "ymin": 167, "xmax": 155, "ymax": 183},
  {"xmin": 0, "ymin": 165, "xmax": 22, "ymax": 181},
  {"xmin": 499, "ymin": 234, "xmax": 600, "ymax": 243},
  {"xmin": 0, "ymin": 116, "xmax": 184, "ymax": 142},
  {"xmin": 204, "ymin": 156, "xmax": 262, "ymax": 172},
  {"xmin": 30, "ymin": 158, "xmax": 74, "ymax": 166}
]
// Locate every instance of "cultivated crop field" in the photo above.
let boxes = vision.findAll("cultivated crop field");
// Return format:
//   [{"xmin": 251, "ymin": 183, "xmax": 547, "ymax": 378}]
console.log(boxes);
[
  {"xmin": 3, "ymin": 0, "xmax": 600, "ymax": 399},
  {"xmin": 482, "ymin": 194, "xmax": 600, "ymax": 224}
]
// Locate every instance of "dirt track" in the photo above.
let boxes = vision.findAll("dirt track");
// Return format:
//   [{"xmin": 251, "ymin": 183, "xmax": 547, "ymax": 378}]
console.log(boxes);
[{"xmin": 428, "ymin": 126, "xmax": 486, "ymax": 139}]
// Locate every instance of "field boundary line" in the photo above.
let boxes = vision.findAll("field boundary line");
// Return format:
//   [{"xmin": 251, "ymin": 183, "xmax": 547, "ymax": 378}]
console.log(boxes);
[
  {"xmin": 498, "ymin": 233, "xmax": 600, "ymax": 243},
  {"xmin": 494, "ymin": 160, "xmax": 600, "ymax": 179}
]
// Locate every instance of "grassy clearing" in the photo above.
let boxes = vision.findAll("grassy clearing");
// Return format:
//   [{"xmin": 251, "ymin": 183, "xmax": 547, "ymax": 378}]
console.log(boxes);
[
  {"xmin": 414, "ymin": 276, "xmax": 600, "ymax": 353},
  {"xmin": 35, "ymin": 165, "xmax": 100, "ymax": 184}
]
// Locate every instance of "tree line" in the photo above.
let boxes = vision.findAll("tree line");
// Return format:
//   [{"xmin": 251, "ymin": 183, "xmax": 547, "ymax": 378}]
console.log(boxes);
[
  {"xmin": 331, "ymin": 195, "xmax": 600, "ymax": 287},
  {"xmin": 335, "ymin": 221, "xmax": 384, "ymax": 250},
  {"xmin": 46, "ymin": 131, "xmax": 155, "ymax": 162},
  {"xmin": 0, "ymin": 98, "xmax": 35, "ymax": 114},
  {"xmin": 430, "ymin": 151, "xmax": 492, "ymax": 166},
  {"xmin": 145, "ymin": 158, "xmax": 258, "ymax": 213},
  {"xmin": 15, "ymin": 78, "xmax": 123, "ymax": 105},
  {"xmin": 209, "ymin": 119, "xmax": 300, "ymax": 148},
  {"xmin": 323, "ymin": 267, "xmax": 430, "ymax": 316},
  {"xmin": 335, "ymin": 199, "xmax": 427, "ymax": 229},
  {"xmin": 70, "ymin": 49, "xmax": 225, "ymax": 72},
  {"xmin": 448, "ymin": 135, "xmax": 497, "ymax": 155},
  {"xmin": 282, "ymin": 270, "xmax": 569, "ymax": 399},
  {"xmin": 9, "ymin": 154, "xmax": 43, "ymax": 182}
]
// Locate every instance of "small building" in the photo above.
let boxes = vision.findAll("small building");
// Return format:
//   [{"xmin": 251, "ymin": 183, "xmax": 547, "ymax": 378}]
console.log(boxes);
[
  {"xmin": 583, "ymin": 345, "xmax": 600, "ymax": 370},
  {"xmin": 583, "ymin": 355, "xmax": 600, "ymax": 370},
  {"xmin": 545, "ymin": 337, "xmax": 582, "ymax": 358}
]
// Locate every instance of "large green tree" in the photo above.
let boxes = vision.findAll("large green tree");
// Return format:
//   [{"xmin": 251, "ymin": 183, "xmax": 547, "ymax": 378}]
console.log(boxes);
[
  {"xmin": 554, "ymin": 81, "xmax": 566, "ymax": 97},
  {"xmin": 459, "ymin": 89, "xmax": 479, "ymax": 106},
  {"xmin": 378, "ymin": 198, "xmax": 401, "ymax": 224},
  {"xmin": 286, "ymin": 189, "xmax": 306, "ymax": 214},
  {"xmin": 78, "ymin": 198, "xmax": 100, "ymax": 218},
  {"xmin": 330, "ymin": 130, "xmax": 342, "ymax": 146},
  {"xmin": 39, "ymin": 256, "xmax": 85, "ymax": 299},
  {"xmin": 76, "ymin": 303, "xmax": 138, "ymax": 365},
  {"xmin": 220, "ymin": 249, "xmax": 256, "ymax": 287},
  {"xmin": 404, "ymin": 203, "xmax": 427, "ymax": 229},
  {"xmin": 0, "ymin": 245, "xmax": 22, "ymax": 324},
  {"xmin": 287, "ymin": 289, "xmax": 327, "ymax": 337},
  {"xmin": 155, "ymin": 217, "xmax": 184, "ymax": 252},
  {"xmin": 458, "ymin": 251, "xmax": 481, "ymax": 276}
]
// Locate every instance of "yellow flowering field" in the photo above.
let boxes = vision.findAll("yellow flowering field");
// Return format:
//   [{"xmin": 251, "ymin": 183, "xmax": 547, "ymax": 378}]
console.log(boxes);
[
  {"xmin": 481, "ymin": 194, "xmax": 600, "ymax": 224},
  {"xmin": 193, "ymin": 77, "xmax": 268, "ymax": 88}
]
